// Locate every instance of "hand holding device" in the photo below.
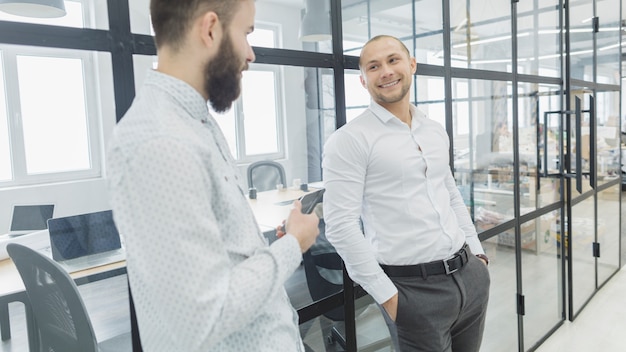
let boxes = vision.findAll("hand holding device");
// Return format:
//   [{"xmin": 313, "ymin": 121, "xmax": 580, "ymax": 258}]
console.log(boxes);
[{"xmin": 298, "ymin": 189, "xmax": 325, "ymax": 214}]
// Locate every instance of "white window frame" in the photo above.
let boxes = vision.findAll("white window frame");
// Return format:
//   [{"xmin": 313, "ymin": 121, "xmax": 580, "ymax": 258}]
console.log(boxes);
[
  {"xmin": 0, "ymin": 44, "xmax": 103, "ymax": 187},
  {"xmin": 232, "ymin": 63, "xmax": 285, "ymax": 163}
]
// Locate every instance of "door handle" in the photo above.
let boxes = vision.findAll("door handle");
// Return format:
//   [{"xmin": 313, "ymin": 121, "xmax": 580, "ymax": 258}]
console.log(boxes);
[
  {"xmin": 575, "ymin": 97, "xmax": 582, "ymax": 193},
  {"xmin": 588, "ymin": 95, "xmax": 595, "ymax": 189}
]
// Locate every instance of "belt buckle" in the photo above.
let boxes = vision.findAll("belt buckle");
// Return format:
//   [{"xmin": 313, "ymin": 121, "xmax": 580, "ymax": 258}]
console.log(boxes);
[{"xmin": 444, "ymin": 256, "xmax": 458, "ymax": 275}]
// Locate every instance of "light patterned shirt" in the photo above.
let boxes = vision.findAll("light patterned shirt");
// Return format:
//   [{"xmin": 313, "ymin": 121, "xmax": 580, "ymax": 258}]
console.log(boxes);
[{"xmin": 106, "ymin": 70, "xmax": 304, "ymax": 351}]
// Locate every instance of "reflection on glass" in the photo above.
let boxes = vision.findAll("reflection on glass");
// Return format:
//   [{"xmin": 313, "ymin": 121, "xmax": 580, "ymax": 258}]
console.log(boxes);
[
  {"xmin": 567, "ymin": 89, "xmax": 596, "ymax": 196},
  {"xmin": 416, "ymin": 77, "xmax": 445, "ymax": 128},
  {"xmin": 597, "ymin": 186, "xmax": 620, "ymax": 286},
  {"xmin": 596, "ymin": 0, "xmax": 621, "ymax": 84},
  {"xmin": 521, "ymin": 213, "xmax": 562, "ymax": 349},
  {"xmin": 17, "ymin": 55, "xmax": 91, "ymax": 174},
  {"xmin": 450, "ymin": 0, "xmax": 512, "ymax": 71},
  {"xmin": 0, "ymin": 52, "xmax": 12, "ymax": 181},
  {"xmin": 480, "ymin": 235, "xmax": 518, "ymax": 352},
  {"xmin": 452, "ymin": 78, "xmax": 514, "ymax": 233},
  {"xmin": 519, "ymin": 82, "xmax": 562, "ymax": 209},
  {"xmin": 595, "ymin": 91, "xmax": 621, "ymax": 187},
  {"xmin": 568, "ymin": 0, "xmax": 594, "ymax": 82},
  {"xmin": 570, "ymin": 197, "xmax": 596, "ymax": 315},
  {"xmin": 516, "ymin": 0, "xmax": 561, "ymax": 77}
]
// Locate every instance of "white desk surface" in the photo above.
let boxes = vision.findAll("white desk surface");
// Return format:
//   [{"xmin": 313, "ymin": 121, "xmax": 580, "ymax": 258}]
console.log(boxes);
[
  {"xmin": 247, "ymin": 186, "xmax": 321, "ymax": 229},
  {"xmin": 0, "ymin": 186, "xmax": 322, "ymax": 297},
  {"xmin": 0, "ymin": 257, "xmax": 126, "ymax": 297}
]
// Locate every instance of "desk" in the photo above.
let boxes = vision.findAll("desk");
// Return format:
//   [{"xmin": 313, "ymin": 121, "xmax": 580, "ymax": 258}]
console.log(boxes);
[
  {"xmin": 247, "ymin": 186, "xmax": 319, "ymax": 228},
  {"xmin": 0, "ymin": 186, "xmax": 319, "ymax": 350}
]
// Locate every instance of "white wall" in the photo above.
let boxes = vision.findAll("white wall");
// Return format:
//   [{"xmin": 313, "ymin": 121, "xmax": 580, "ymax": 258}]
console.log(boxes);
[{"xmin": 0, "ymin": 0, "xmax": 311, "ymax": 231}]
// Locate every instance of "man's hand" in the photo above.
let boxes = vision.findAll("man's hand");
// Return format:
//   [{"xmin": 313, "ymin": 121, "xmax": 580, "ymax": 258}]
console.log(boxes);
[
  {"xmin": 382, "ymin": 293, "xmax": 398, "ymax": 322},
  {"xmin": 277, "ymin": 200, "xmax": 319, "ymax": 253}
]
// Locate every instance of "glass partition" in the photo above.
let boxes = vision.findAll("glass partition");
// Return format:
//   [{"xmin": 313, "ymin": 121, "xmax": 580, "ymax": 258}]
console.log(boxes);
[
  {"xmin": 450, "ymin": 0, "xmax": 512, "ymax": 71},
  {"xmin": 595, "ymin": 90, "xmax": 621, "ymax": 187},
  {"xmin": 596, "ymin": 0, "xmax": 621, "ymax": 84},
  {"xmin": 480, "ymin": 235, "xmax": 518, "ymax": 352},
  {"xmin": 521, "ymin": 213, "xmax": 563, "ymax": 350},
  {"xmin": 570, "ymin": 197, "xmax": 596, "ymax": 316},
  {"xmin": 452, "ymin": 78, "xmax": 515, "ymax": 233},
  {"xmin": 597, "ymin": 185, "xmax": 620, "ymax": 286},
  {"xmin": 520, "ymin": 82, "xmax": 562, "ymax": 209},
  {"xmin": 517, "ymin": 0, "xmax": 561, "ymax": 77},
  {"xmin": 569, "ymin": 88, "xmax": 594, "ymax": 197},
  {"xmin": 568, "ymin": 0, "xmax": 594, "ymax": 82}
]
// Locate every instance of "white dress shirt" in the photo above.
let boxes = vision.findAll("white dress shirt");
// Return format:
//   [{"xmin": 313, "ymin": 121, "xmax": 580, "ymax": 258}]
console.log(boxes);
[
  {"xmin": 107, "ymin": 70, "xmax": 304, "ymax": 351},
  {"xmin": 322, "ymin": 101, "xmax": 484, "ymax": 304}
]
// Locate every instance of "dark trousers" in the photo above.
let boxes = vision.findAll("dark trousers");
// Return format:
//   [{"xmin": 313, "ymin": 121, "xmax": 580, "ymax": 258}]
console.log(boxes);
[{"xmin": 381, "ymin": 253, "xmax": 490, "ymax": 352}]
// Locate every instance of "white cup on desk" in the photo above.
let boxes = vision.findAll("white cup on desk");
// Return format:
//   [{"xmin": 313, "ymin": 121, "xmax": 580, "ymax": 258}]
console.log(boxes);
[{"xmin": 292, "ymin": 178, "xmax": 301, "ymax": 190}]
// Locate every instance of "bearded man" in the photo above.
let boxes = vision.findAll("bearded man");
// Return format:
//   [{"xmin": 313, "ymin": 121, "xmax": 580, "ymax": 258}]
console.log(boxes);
[{"xmin": 106, "ymin": 1, "xmax": 319, "ymax": 351}]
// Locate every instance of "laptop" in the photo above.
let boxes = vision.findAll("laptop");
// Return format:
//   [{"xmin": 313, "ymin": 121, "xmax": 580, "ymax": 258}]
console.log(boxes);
[
  {"xmin": 46, "ymin": 210, "xmax": 125, "ymax": 273},
  {"xmin": 7, "ymin": 204, "xmax": 55, "ymax": 237}
]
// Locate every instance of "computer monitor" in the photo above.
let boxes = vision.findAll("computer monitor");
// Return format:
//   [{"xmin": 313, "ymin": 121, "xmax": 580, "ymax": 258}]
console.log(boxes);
[
  {"xmin": 8, "ymin": 204, "xmax": 55, "ymax": 236},
  {"xmin": 47, "ymin": 210, "xmax": 122, "ymax": 262}
]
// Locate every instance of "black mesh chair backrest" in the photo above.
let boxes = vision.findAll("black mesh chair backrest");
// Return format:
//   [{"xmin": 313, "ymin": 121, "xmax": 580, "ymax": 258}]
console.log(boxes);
[
  {"xmin": 302, "ymin": 220, "xmax": 345, "ymax": 321},
  {"xmin": 7, "ymin": 243, "xmax": 98, "ymax": 352},
  {"xmin": 247, "ymin": 160, "xmax": 287, "ymax": 192}
]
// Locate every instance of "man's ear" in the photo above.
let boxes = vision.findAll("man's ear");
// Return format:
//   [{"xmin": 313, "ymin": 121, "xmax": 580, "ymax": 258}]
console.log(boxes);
[
  {"xmin": 360, "ymin": 74, "xmax": 367, "ymax": 89},
  {"xmin": 198, "ymin": 11, "xmax": 221, "ymax": 49},
  {"xmin": 410, "ymin": 57, "xmax": 417, "ymax": 74}
]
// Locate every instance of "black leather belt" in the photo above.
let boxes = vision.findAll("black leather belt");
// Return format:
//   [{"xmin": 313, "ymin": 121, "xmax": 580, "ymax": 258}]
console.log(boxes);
[{"xmin": 380, "ymin": 243, "xmax": 470, "ymax": 278}]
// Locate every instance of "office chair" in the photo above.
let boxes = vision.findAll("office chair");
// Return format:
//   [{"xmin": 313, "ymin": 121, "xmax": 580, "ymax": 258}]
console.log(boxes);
[
  {"xmin": 7, "ymin": 243, "xmax": 131, "ymax": 352},
  {"xmin": 247, "ymin": 160, "xmax": 287, "ymax": 192},
  {"xmin": 302, "ymin": 220, "xmax": 393, "ymax": 351}
]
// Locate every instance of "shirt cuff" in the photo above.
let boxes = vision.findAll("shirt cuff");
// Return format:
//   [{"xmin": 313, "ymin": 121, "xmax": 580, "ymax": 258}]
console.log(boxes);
[
  {"xmin": 466, "ymin": 237, "xmax": 485, "ymax": 256},
  {"xmin": 362, "ymin": 272, "xmax": 398, "ymax": 304}
]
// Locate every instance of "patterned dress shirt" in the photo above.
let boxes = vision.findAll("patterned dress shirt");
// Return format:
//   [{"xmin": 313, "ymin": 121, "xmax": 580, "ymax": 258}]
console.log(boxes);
[{"xmin": 106, "ymin": 70, "xmax": 304, "ymax": 351}]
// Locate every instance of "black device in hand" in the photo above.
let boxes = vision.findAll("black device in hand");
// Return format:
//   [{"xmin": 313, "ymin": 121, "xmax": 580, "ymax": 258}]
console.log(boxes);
[{"xmin": 298, "ymin": 189, "xmax": 325, "ymax": 214}]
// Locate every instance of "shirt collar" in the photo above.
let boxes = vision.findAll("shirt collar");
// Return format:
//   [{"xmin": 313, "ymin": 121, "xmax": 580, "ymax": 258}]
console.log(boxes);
[
  {"xmin": 368, "ymin": 100, "xmax": 425, "ymax": 129},
  {"xmin": 143, "ymin": 69, "xmax": 209, "ymax": 122}
]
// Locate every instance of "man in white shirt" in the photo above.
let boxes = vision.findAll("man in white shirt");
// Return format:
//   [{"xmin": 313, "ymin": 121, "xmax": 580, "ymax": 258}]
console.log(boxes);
[
  {"xmin": 106, "ymin": 0, "xmax": 319, "ymax": 351},
  {"xmin": 323, "ymin": 35, "xmax": 490, "ymax": 351}
]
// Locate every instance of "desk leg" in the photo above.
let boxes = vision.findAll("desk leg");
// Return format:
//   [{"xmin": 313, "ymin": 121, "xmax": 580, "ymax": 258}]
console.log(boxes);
[{"xmin": 0, "ymin": 301, "xmax": 10, "ymax": 341}]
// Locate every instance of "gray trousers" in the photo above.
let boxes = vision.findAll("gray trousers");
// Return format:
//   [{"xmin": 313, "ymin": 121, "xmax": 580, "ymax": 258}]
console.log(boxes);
[{"xmin": 381, "ymin": 253, "xmax": 490, "ymax": 352}]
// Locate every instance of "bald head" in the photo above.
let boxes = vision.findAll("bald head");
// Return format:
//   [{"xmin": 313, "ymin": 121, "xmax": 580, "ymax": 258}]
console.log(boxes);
[{"xmin": 359, "ymin": 35, "xmax": 411, "ymax": 69}]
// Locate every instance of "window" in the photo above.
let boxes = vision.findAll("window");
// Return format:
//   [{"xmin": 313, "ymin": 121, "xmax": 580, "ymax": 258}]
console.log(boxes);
[
  {"xmin": 212, "ymin": 64, "xmax": 284, "ymax": 162},
  {"xmin": 212, "ymin": 25, "xmax": 285, "ymax": 162},
  {"xmin": 0, "ymin": 45, "xmax": 102, "ymax": 186}
]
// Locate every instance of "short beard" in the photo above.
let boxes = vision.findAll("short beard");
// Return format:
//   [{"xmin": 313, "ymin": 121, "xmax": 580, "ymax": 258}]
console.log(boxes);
[
  {"xmin": 374, "ymin": 79, "xmax": 411, "ymax": 105},
  {"xmin": 204, "ymin": 32, "xmax": 246, "ymax": 113}
]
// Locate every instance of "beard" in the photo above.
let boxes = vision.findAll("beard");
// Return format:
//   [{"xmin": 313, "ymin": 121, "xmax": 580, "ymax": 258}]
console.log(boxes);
[{"xmin": 204, "ymin": 32, "xmax": 248, "ymax": 113}]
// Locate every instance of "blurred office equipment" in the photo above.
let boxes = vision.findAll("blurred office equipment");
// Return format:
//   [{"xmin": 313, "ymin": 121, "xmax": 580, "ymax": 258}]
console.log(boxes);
[
  {"xmin": 247, "ymin": 160, "xmax": 287, "ymax": 192},
  {"xmin": 7, "ymin": 243, "xmax": 131, "ymax": 352}
]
